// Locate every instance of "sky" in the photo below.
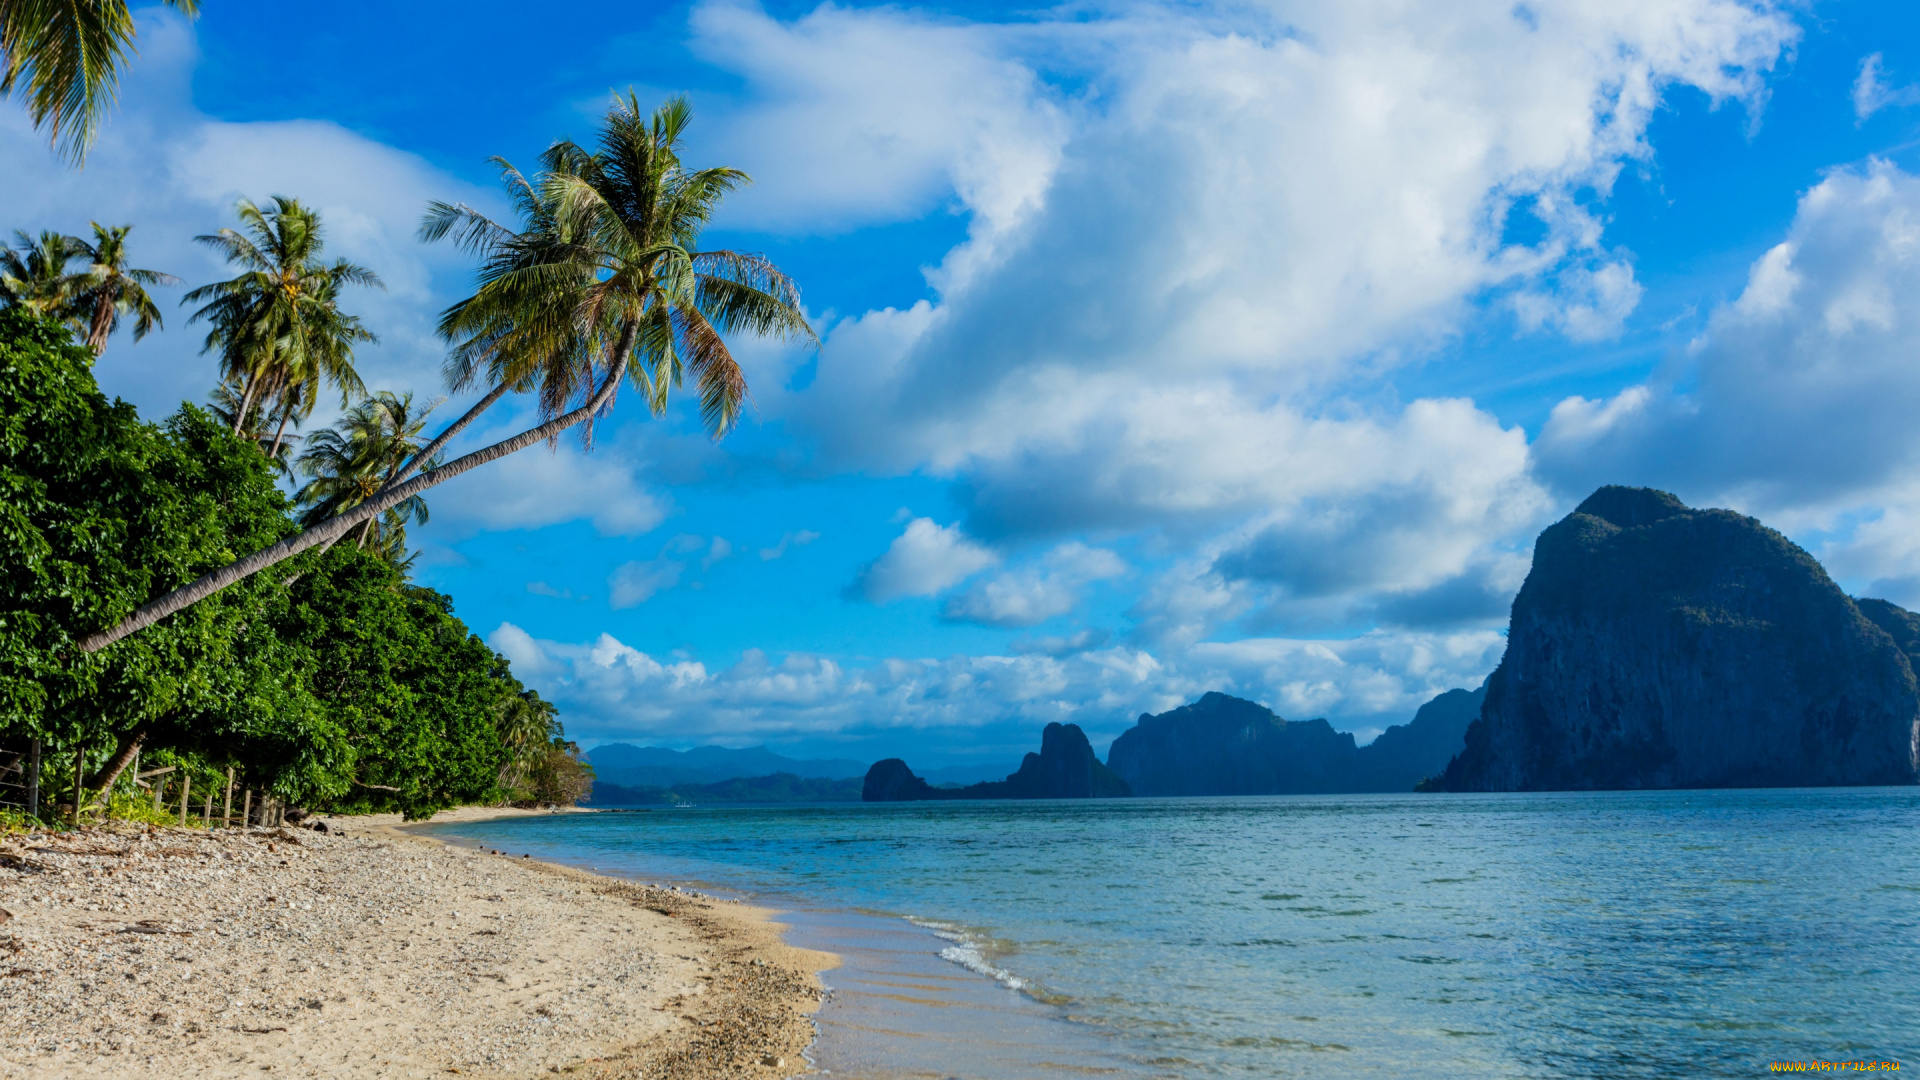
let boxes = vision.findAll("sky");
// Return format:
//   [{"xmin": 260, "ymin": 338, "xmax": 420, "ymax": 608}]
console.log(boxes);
[{"xmin": 6, "ymin": 0, "xmax": 1920, "ymax": 771}]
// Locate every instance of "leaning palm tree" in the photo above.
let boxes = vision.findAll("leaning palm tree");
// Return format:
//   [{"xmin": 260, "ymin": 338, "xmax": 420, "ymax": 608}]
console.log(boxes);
[
  {"xmin": 293, "ymin": 391, "xmax": 438, "ymax": 559},
  {"xmin": 79, "ymin": 94, "xmax": 816, "ymax": 654},
  {"xmin": 1, "ymin": 0, "xmax": 200, "ymax": 163},
  {"xmin": 183, "ymin": 196, "xmax": 381, "ymax": 441},
  {"xmin": 0, "ymin": 228, "xmax": 79, "ymax": 317},
  {"xmin": 67, "ymin": 222, "xmax": 176, "ymax": 354}
]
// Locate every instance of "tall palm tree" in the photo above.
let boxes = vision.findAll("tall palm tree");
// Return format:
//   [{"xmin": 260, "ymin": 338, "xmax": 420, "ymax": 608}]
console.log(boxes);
[
  {"xmin": 1, "ymin": 0, "xmax": 200, "ymax": 163},
  {"xmin": 183, "ymin": 196, "xmax": 382, "ymax": 441},
  {"xmin": 67, "ymin": 222, "xmax": 176, "ymax": 354},
  {"xmin": 293, "ymin": 391, "xmax": 438, "ymax": 561},
  {"xmin": 495, "ymin": 690, "xmax": 558, "ymax": 791},
  {"xmin": 80, "ymin": 94, "xmax": 816, "ymax": 654},
  {"xmin": 0, "ymin": 228, "xmax": 79, "ymax": 316}
]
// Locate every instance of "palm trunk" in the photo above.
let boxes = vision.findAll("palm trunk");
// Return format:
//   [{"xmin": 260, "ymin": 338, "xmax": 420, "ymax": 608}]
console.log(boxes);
[
  {"xmin": 85, "ymin": 725, "xmax": 150, "ymax": 805},
  {"xmin": 379, "ymin": 380, "xmax": 511, "ymax": 495},
  {"xmin": 267, "ymin": 404, "xmax": 293, "ymax": 461},
  {"xmin": 88, "ymin": 295, "xmax": 113, "ymax": 356},
  {"xmin": 79, "ymin": 330, "xmax": 635, "ymax": 654},
  {"xmin": 233, "ymin": 375, "xmax": 262, "ymax": 436}
]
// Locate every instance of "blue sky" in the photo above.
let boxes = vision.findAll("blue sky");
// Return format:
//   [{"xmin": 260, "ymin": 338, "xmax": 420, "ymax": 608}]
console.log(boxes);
[{"xmin": 7, "ymin": 0, "xmax": 1920, "ymax": 770}]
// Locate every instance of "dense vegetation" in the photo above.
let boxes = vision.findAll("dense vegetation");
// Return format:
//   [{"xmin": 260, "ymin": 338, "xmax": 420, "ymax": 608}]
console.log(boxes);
[
  {"xmin": 0, "ymin": 307, "xmax": 585, "ymax": 820},
  {"xmin": 0, "ymin": 81, "xmax": 810, "ymax": 824}
]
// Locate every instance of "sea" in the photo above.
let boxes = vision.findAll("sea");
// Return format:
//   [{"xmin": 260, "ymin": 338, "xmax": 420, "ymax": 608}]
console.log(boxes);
[{"xmin": 422, "ymin": 789, "xmax": 1920, "ymax": 1078}]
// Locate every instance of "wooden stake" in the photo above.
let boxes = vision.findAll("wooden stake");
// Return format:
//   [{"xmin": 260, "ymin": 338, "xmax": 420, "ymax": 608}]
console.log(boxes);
[
  {"xmin": 24, "ymin": 739, "xmax": 38, "ymax": 820},
  {"xmin": 201, "ymin": 789, "xmax": 212, "ymax": 824},
  {"xmin": 223, "ymin": 768, "xmax": 234, "ymax": 827},
  {"xmin": 71, "ymin": 746, "xmax": 83, "ymax": 826},
  {"xmin": 242, "ymin": 788, "xmax": 252, "ymax": 828},
  {"xmin": 178, "ymin": 773, "xmax": 190, "ymax": 827}
]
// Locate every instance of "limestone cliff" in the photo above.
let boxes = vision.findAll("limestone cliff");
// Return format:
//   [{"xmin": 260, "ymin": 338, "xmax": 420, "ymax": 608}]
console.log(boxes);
[
  {"xmin": 1104, "ymin": 687, "xmax": 1481, "ymax": 795},
  {"xmin": 1439, "ymin": 486, "xmax": 1920, "ymax": 791}
]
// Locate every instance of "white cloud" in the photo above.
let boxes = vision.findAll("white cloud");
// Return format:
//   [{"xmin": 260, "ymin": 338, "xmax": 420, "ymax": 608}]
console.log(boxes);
[
  {"xmin": 1536, "ymin": 160, "xmax": 1920, "ymax": 515},
  {"xmin": 854, "ymin": 518, "xmax": 998, "ymax": 602},
  {"xmin": 706, "ymin": 0, "xmax": 1793, "ymax": 624},
  {"xmin": 1853, "ymin": 53, "xmax": 1920, "ymax": 123},
  {"xmin": 702, "ymin": 537, "xmax": 733, "ymax": 569},
  {"xmin": 608, "ymin": 558, "xmax": 685, "ymax": 609},
  {"xmin": 1531, "ymin": 159, "xmax": 1920, "ymax": 602},
  {"xmin": 758, "ymin": 529, "xmax": 819, "ymax": 561},
  {"xmin": 488, "ymin": 621, "xmax": 1503, "ymax": 754},
  {"xmin": 429, "ymin": 433, "xmax": 668, "ymax": 538},
  {"xmin": 0, "ymin": 11, "xmax": 496, "ymax": 423},
  {"xmin": 943, "ymin": 542, "xmax": 1127, "ymax": 627},
  {"xmin": 685, "ymin": 0, "xmax": 1067, "ymax": 242}
]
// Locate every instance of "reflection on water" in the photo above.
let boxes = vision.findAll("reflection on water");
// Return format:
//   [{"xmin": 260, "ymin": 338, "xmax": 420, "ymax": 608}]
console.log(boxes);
[{"xmin": 425, "ymin": 789, "xmax": 1920, "ymax": 1079}]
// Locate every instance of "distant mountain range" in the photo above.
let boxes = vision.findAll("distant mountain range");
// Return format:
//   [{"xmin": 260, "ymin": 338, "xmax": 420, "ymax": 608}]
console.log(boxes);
[
  {"xmin": 585, "ymin": 773, "xmax": 864, "ymax": 807},
  {"xmin": 583, "ymin": 744, "xmax": 870, "ymax": 789}
]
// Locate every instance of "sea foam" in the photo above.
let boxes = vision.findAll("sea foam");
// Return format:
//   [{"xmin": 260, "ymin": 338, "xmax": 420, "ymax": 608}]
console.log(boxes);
[{"xmin": 906, "ymin": 917, "xmax": 1029, "ymax": 992}]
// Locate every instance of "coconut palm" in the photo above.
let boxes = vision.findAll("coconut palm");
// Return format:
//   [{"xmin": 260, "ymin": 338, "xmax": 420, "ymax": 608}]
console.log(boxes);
[
  {"xmin": 293, "ymin": 391, "xmax": 438, "ymax": 561},
  {"xmin": 67, "ymin": 222, "xmax": 176, "ymax": 354},
  {"xmin": 1, "ymin": 0, "xmax": 200, "ymax": 163},
  {"xmin": 0, "ymin": 228, "xmax": 80, "ymax": 317},
  {"xmin": 79, "ymin": 94, "xmax": 816, "ymax": 654},
  {"xmin": 495, "ymin": 690, "xmax": 558, "ymax": 791},
  {"xmin": 183, "ymin": 196, "xmax": 381, "ymax": 441}
]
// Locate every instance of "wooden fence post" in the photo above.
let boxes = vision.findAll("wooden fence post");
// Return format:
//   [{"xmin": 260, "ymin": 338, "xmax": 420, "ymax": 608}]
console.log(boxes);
[
  {"xmin": 241, "ymin": 788, "xmax": 252, "ymax": 828},
  {"xmin": 223, "ymin": 769, "xmax": 234, "ymax": 827},
  {"xmin": 201, "ymin": 788, "xmax": 212, "ymax": 825},
  {"xmin": 178, "ymin": 773, "xmax": 190, "ymax": 828},
  {"xmin": 71, "ymin": 746, "xmax": 83, "ymax": 826},
  {"xmin": 24, "ymin": 739, "xmax": 38, "ymax": 820}
]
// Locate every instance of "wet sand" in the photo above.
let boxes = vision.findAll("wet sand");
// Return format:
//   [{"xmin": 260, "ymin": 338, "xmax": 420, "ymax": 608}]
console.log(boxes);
[{"xmin": 0, "ymin": 808, "xmax": 833, "ymax": 1079}]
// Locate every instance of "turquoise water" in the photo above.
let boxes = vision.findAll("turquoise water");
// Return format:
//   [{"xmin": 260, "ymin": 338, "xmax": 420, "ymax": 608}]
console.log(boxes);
[{"xmin": 425, "ymin": 790, "xmax": 1920, "ymax": 1077}]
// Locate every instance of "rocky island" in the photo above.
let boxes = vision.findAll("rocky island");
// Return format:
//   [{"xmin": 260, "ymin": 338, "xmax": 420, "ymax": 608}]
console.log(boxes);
[
  {"xmin": 1437, "ymin": 486, "xmax": 1920, "ymax": 791},
  {"xmin": 863, "ymin": 722, "xmax": 1130, "ymax": 800},
  {"xmin": 1106, "ymin": 687, "xmax": 1483, "ymax": 796}
]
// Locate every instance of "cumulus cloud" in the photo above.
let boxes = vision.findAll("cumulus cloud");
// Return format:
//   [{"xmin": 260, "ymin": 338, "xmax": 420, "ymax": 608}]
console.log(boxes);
[
  {"xmin": 1536, "ymin": 161, "xmax": 1920, "ymax": 508},
  {"xmin": 745, "ymin": 0, "xmax": 1794, "ymax": 504},
  {"xmin": 854, "ymin": 518, "xmax": 998, "ymax": 602},
  {"xmin": 0, "ymin": 11, "xmax": 495, "ymax": 423},
  {"xmin": 942, "ymin": 542, "xmax": 1127, "ymax": 627},
  {"xmin": 685, "ymin": 0, "xmax": 1067, "ymax": 242},
  {"xmin": 487, "ymin": 622, "xmax": 1505, "ymax": 757},
  {"xmin": 1533, "ymin": 159, "xmax": 1920, "ymax": 595},
  {"xmin": 690, "ymin": 0, "xmax": 1795, "ymax": 644}
]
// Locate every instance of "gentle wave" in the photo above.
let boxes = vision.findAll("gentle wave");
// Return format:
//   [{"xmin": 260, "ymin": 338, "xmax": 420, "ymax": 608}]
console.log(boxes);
[{"xmin": 907, "ymin": 916, "xmax": 1030, "ymax": 992}]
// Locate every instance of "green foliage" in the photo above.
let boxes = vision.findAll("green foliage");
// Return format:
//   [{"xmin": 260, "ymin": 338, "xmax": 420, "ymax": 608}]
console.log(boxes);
[
  {"xmin": 0, "ymin": 0, "xmax": 200, "ymax": 162},
  {"xmin": 512, "ymin": 739, "xmax": 594, "ymax": 808},
  {"xmin": 0, "ymin": 308, "xmax": 568, "ymax": 820}
]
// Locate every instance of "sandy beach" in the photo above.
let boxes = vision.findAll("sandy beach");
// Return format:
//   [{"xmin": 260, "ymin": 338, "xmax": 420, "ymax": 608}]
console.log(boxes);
[{"xmin": 0, "ymin": 808, "xmax": 833, "ymax": 1079}]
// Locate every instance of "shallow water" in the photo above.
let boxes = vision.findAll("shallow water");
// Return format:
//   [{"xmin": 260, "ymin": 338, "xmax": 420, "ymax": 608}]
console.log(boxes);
[{"xmin": 424, "ymin": 789, "xmax": 1920, "ymax": 1078}]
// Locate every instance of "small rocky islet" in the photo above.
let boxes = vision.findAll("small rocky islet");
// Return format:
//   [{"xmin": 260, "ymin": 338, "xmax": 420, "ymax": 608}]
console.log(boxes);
[{"xmin": 865, "ymin": 485, "xmax": 1920, "ymax": 799}]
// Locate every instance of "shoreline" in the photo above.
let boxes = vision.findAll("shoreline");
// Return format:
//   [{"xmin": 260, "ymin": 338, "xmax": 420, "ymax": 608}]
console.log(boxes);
[{"xmin": 0, "ymin": 809, "xmax": 835, "ymax": 1079}]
